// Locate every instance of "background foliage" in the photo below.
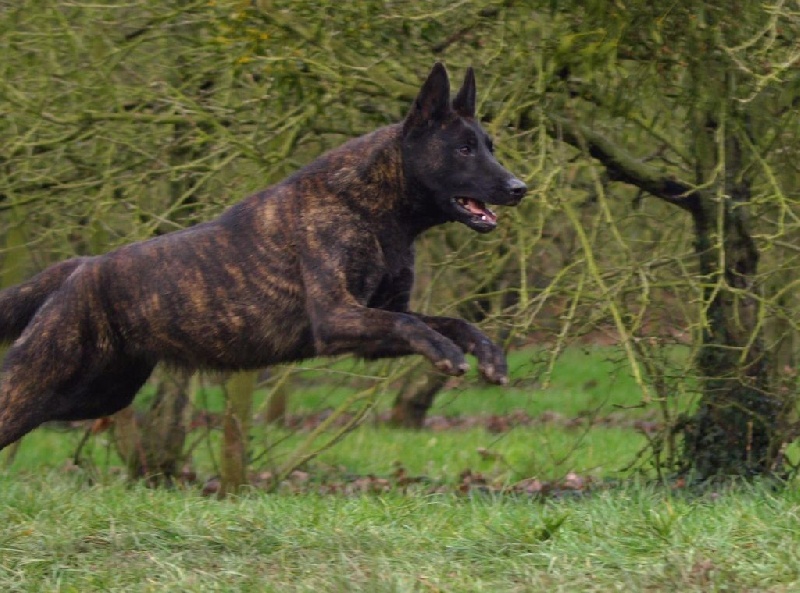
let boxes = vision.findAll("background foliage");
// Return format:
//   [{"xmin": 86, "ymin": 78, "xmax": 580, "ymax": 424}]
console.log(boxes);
[{"xmin": 2, "ymin": 0, "xmax": 800, "ymax": 481}]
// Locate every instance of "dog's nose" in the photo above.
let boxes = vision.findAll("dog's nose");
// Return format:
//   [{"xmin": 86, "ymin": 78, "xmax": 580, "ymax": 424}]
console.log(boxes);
[{"xmin": 507, "ymin": 178, "xmax": 528, "ymax": 200}]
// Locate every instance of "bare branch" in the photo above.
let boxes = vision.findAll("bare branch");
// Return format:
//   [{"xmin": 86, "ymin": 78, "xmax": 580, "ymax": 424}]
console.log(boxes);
[{"xmin": 546, "ymin": 113, "xmax": 700, "ymax": 213}]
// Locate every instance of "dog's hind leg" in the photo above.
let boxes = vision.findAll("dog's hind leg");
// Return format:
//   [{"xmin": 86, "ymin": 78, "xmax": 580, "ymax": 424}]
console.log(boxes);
[
  {"xmin": 0, "ymin": 284, "xmax": 154, "ymax": 449},
  {"xmin": 0, "ymin": 344, "xmax": 154, "ymax": 450},
  {"xmin": 0, "ymin": 357, "xmax": 76, "ymax": 451},
  {"xmin": 48, "ymin": 357, "xmax": 155, "ymax": 423}
]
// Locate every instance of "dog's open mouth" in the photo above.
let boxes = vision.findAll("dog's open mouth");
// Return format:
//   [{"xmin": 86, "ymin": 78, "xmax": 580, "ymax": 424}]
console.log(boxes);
[{"xmin": 453, "ymin": 197, "xmax": 498, "ymax": 232}]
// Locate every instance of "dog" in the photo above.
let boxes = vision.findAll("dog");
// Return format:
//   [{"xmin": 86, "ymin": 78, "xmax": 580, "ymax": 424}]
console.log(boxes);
[{"xmin": 0, "ymin": 62, "xmax": 527, "ymax": 449}]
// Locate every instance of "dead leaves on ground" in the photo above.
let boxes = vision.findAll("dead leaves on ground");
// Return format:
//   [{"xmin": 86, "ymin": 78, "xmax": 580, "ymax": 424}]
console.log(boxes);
[
  {"xmin": 84, "ymin": 408, "xmax": 661, "ymax": 436},
  {"xmin": 281, "ymin": 408, "xmax": 661, "ymax": 435},
  {"xmin": 195, "ymin": 463, "xmax": 600, "ymax": 499}
]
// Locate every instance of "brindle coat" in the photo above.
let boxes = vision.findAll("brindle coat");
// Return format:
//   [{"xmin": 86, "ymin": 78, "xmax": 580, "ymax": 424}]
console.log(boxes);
[{"xmin": 0, "ymin": 63, "xmax": 527, "ymax": 449}]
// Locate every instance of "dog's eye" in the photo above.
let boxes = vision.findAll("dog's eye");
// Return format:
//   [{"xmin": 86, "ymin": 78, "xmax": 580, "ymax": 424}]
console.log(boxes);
[{"xmin": 457, "ymin": 145, "xmax": 473, "ymax": 156}]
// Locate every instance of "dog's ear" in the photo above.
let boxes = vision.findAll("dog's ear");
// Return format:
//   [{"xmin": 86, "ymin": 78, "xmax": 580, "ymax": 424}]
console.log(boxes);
[
  {"xmin": 452, "ymin": 67, "xmax": 476, "ymax": 118},
  {"xmin": 404, "ymin": 62, "xmax": 451, "ymax": 133}
]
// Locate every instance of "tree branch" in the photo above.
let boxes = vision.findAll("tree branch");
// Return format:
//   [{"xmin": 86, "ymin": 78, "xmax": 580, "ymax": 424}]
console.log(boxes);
[
  {"xmin": 546, "ymin": 113, "xmax": 701, "ymax": 213},
  {"xmin": 431, "ymin": 2, "xmax": 516, "ymax": 54}
]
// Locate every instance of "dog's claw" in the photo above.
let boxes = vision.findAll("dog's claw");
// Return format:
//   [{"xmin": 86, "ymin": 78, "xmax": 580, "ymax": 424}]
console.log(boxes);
[{"xmin": 435, "ymin": 359, "xmax": 469, "ymax": 376}]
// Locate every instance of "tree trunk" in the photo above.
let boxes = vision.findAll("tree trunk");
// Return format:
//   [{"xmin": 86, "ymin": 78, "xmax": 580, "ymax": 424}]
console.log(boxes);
[
  {"xmin": 390, "ymin": 372, "xmax": 449, "ymax": 428},
  {"xmin": 259, "ymin": 367, "xmax": 291, "ymax": 425},
  {"xmin": 219, "ymin": 370, "xmax": 257, "ymax": 497},
  {"xmin": 681, "ymin": 201, "xmax": 780, "ymax": 477},
  {"xmin": 678, "ymin": 100, "xmax": 783, "ymax": 478},
  {"xmin": 113, "ymin": 369, "xmax": 191, "ymax": 485}
]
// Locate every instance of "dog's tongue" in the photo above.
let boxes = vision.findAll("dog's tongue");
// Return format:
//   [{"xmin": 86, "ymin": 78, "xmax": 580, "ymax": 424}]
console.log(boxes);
[{"xmin": 463, "ymin": 198, "xmax": 497, "ymax": 223}]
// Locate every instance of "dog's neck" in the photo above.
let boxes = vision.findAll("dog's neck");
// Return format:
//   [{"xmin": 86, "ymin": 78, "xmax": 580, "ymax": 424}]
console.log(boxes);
[
  {"xmin": 322, "ymin": 125, "xmax": 439, "ymax": 238},
  {"xmin": 353, "ymin": 125, "xmax": 451, "ymax": 238}
]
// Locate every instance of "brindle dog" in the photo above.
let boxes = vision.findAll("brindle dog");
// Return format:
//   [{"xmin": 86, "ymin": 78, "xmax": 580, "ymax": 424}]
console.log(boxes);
[{"xmin": 0, "ymin": 63, "xmax": 527, "ymax": 449}]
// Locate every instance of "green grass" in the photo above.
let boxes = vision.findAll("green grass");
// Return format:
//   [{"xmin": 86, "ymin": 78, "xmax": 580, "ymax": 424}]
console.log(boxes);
[
  {"xmin": 4, "ymin": 345, "xmax": 795, "ymax": 592},
  {"xmin": 1, "ymin": 472, "xmax": 799, "ymax": 592},
  {"xmin": 270, "ymin": 424, "xmax": 645, "ymax": 480},
  {"xmin": 282, "ymin": 345, "xmax": 652, "ymax": 418},
  {"xmin": 8, "ymin": 420, "xmax": 645, "ymax": 487}
]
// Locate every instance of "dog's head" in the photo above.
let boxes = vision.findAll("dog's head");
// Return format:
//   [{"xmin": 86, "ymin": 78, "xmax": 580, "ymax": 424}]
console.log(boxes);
[{"xmin": 402, "ymin": 63, "xmax": 527, "ymax": 233}]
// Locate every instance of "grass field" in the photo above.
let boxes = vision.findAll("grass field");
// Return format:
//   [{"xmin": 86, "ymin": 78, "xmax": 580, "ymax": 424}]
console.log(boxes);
[
  {"xmin": 1, "ymin": 473, "xmax": 798, "ymax": 591},
  {"xmin": 2, "ymin": 345, "xmax": 798, "ymax": 592}
]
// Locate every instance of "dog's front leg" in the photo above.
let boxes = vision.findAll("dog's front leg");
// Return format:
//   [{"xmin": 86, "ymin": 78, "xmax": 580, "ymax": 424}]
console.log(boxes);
[
  {"xmin": 309, "ymin": 305, "xmax": 471, "ymax": 377},
  {"xmin": 409, "ymin": 314, "xmax": 508, "ymax": 385}
]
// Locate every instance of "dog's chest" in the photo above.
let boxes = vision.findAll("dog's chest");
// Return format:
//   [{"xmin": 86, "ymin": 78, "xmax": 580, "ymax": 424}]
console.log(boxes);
[{"xmin": 365, "ymin": 241, "xmax": 415, "ymax": 310}]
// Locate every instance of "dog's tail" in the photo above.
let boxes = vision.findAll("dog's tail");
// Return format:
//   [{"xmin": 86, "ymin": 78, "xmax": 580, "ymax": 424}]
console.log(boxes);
[{"xmin": 0, "ymin": 257, "xmax": 89, "ymax": 343}]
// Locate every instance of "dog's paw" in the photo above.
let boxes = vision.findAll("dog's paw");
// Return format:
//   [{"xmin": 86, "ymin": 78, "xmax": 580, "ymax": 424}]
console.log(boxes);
[
  {"xmin": 473, "ymin": 338, "xmax": 509, "ymax": 385},
  {"xmin": 430, "ymin": 340, "xmax": 469, "ymax": 376}
]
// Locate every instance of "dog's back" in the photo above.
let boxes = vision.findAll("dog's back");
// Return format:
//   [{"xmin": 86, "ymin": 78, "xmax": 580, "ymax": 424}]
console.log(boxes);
[{"xmin": 43, "ymin": 125, "xmax": 406, "ymax": 370}]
